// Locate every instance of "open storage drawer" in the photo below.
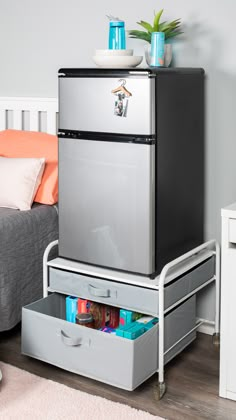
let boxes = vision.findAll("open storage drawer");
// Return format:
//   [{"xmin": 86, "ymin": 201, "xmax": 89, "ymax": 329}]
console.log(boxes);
[
  {"xmin": 48, "ymin": 257, "xmax": 214, "ymax": 316},
  {"xmin": 22, "ymin": 294, "xmax": 196, "ymax": 391}
]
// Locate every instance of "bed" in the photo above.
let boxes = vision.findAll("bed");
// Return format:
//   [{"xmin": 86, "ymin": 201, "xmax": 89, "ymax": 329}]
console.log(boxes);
[{"xmin": 0, "ymin": 97, "xmax": 59, "ymax": 331}]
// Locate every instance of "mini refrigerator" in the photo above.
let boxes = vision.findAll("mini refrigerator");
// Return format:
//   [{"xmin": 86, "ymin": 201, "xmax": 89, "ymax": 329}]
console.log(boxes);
[{"xmin": 58, "ymin": 68, "xmax": 204, "ymax": 278}]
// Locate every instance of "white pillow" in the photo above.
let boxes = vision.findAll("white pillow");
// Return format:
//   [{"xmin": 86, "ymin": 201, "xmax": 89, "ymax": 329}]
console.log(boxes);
[{"xmin": 0, "ymin": 157, "xmax": 45, "ymax": 211}]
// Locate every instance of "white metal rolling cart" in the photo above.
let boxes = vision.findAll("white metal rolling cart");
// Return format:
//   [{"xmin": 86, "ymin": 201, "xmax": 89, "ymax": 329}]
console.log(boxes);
[{"xmin": 22, "ymin": 239, "xmax": 220, "ymax": 399}]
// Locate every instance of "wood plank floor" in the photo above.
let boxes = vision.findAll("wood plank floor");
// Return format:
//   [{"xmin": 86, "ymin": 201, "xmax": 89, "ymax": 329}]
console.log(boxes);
[{"xmin": 1, "ymin": 325, "xmax": 236, "ymax": 420}]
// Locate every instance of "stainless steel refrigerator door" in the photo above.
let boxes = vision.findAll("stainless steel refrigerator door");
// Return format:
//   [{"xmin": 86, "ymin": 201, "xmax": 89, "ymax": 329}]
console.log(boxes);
[
  {"xmin": 59, "ymin": 137, "xmax": 155, "ymax": 275},
  {"xmin": 59, "ymin": 77, "xmax": 155, "ymax": 135}
]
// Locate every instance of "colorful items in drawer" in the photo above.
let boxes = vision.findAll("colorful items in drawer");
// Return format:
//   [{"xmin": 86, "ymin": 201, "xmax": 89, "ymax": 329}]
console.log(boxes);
[
  {"xmin": 78, "ymin": 298, "xmax": 90, "ymax": 314},
  {"xmin": 65, "ymin": 296, "xmax": 78, "ymax": 323},
  {"xmin": 109, "ymin": 306, "xmax": 120, "ymax": 328},
  {"xmin": 65, "ymin": 297, "xmax": 157, "ymax": 337},
  {"xmin": 136, "ymin": 316, "xmax": 159, "ymax": 330},
  {"xmin": 124, "ymin": 323, "xmax": 146, "ymax": 340},
  {"xmin": 119, "ymin": 309, "xmax": 142, "ymax": 326},
  {"xmin": 116, "ymin": 322, "xmax": 145, "ymax": 339},
  {"xmin": 69, "ymin": 298, "xmax": 120, "ymax": 329},
  {"xmin": 89, "ymin": 302, "xmax": 109, "ymax": 329},
  {"xmin": 76, "ymin": 312, "xmax": 95, "ymax": 328},
  {"xmin": 116, "ymin": 316, "xmax": 159, "ymax": 339},
  {"xmin": 89, "ymin": 303, "xmax": 120, "ymax": 329},
  {"xmin": 99, "ymin": 326, "xmax": 116, "ymax": 334}
]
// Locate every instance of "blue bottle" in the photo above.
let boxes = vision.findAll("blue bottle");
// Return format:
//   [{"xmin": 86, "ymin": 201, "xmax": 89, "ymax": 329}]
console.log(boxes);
[
  {"xmin": 108, "ymin": 20, "xmax": 126, "ymax": 50},
  {"xmin": 150, "ymin": 32, "xmax": 165, "ymax": 67}
]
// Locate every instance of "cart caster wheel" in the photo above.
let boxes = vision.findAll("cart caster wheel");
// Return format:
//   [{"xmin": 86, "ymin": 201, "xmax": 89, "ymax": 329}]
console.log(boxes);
[
  {"xmin": 154, "ymin": 381, "xmax": 166, "ymax": 400},
  {"xmin": 212, "ymin": 332, "xmax": 220, "ymax": 346}
]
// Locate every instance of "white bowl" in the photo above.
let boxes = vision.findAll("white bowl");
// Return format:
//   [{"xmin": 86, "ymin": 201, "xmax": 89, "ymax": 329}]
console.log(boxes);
[
  {"xmin": 93, "ymin": 55, "xmax": 143, "ymax": 68},
  {"xmin": 95, "ymin": 49, "xmax": 133, "ymax": 57}
]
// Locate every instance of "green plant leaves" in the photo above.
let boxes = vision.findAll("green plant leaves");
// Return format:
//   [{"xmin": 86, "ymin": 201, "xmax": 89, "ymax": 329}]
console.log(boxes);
[
  {"xmin": 165, "ymin": 30, "xmax": 183, "ymax": 39},
  {"xmin": 158, "ymin": 21, "xmax": 167, "ymax": 31},
  {"xmin": 153, "ymin": 9, "xmax": 164, "ymax": 31},
  {"xmin": 137, "ymin": 20, "xmax": 153, "ymax": 33},
  {"xmin": 128, "ymin": 30, "xmax": 151, "ymax": 43},
  {"xmin": 128, "ymin": 9, "xmax": 183, "ymax": 42}
]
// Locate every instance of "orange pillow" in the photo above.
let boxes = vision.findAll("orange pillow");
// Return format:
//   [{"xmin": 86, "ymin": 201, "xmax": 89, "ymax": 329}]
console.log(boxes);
[{"xmin": 0, "ymin": 129, "xmax": 58, "ymax": 205}]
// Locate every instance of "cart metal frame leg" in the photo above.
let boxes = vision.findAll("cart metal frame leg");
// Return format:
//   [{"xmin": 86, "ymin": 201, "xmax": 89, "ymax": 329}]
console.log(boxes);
[
  {"xmin": 43, "ymin": 239, "xmax": 58, "ymax": 298},
  {"xmin": 156, "ymin": 239, "xmax": 220, "ymax": 400}
]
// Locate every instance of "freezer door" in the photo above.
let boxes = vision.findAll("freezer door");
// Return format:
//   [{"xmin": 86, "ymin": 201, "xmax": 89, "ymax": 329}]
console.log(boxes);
[
  {"xmin": 59, "ymin": 137, "xmax": 155, "ymax": 275},
  {"xmin": 59, "ymin": 77, "xmax": 155, "ymax": 135}
]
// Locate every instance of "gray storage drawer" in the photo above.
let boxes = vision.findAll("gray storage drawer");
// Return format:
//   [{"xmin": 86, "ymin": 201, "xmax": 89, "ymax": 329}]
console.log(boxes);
[
  {"xmin": 22, "ymin": 294, "xmax": 196, "ymax": 391},
  {"xmin": 48, "ymin": 257, "xmax": 214, "ymax": 316}
]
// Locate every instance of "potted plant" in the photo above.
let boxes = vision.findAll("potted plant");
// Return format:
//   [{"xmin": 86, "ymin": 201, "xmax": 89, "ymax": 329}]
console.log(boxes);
[{"xmin": 128, "ymin": 9, "xmax": 183, "ymax": 67}]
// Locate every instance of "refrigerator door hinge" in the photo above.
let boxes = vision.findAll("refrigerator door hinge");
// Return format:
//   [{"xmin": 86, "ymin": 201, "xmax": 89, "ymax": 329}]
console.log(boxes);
[{"xmin": 129, "ymin": 71, "xmax": 155, "ymax": 78}]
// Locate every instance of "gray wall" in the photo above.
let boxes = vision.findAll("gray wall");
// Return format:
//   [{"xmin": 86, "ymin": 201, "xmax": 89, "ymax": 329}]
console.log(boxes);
[{"xmin": 1, "ymin": 0, "xmax": 236, "ymax": 321}]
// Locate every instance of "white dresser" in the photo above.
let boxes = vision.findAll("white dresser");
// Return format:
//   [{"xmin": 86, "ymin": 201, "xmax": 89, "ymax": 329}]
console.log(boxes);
[{"xmin": 220, "ymin": 202, "xmax": 236, "ymax": 400}]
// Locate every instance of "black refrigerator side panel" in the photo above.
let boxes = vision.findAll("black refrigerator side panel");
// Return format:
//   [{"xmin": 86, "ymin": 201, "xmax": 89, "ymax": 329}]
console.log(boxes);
[{"xmin": 156, "ymin": 72, "xmax": 204, "ymax": 272}]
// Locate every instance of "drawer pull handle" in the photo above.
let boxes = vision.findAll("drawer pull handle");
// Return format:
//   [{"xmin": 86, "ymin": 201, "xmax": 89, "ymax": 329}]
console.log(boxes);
[
  {"xmin": 60, "ymin": 330, "xmax": 89, "ymax": 347},
  {"xmin": 88, "ymin": 284, "xmax": 111, "ymax": 298}
]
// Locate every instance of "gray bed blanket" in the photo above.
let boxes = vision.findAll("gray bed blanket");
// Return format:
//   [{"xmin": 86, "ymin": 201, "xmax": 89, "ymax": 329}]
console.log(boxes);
[{"xmin": 0, "ymin": 203, "xmax": 58, "ymax": 331}]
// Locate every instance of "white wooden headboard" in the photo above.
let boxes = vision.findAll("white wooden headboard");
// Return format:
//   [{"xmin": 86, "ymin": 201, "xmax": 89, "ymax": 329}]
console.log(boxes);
[{"xmin": 0, "ymin": 97, "xmax": 58, "ymax": 135}]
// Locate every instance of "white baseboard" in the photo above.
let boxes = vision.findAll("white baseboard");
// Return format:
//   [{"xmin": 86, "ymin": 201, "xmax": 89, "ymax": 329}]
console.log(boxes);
[{"xmin": 197, "ymin": 319, "xmax": 215, "ymax": 335}]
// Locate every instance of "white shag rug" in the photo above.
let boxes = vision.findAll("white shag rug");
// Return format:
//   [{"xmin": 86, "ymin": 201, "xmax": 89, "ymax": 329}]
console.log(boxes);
[{"xmin": 0, "ymin": 362, "xmax": 165, "ymax": 420}]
